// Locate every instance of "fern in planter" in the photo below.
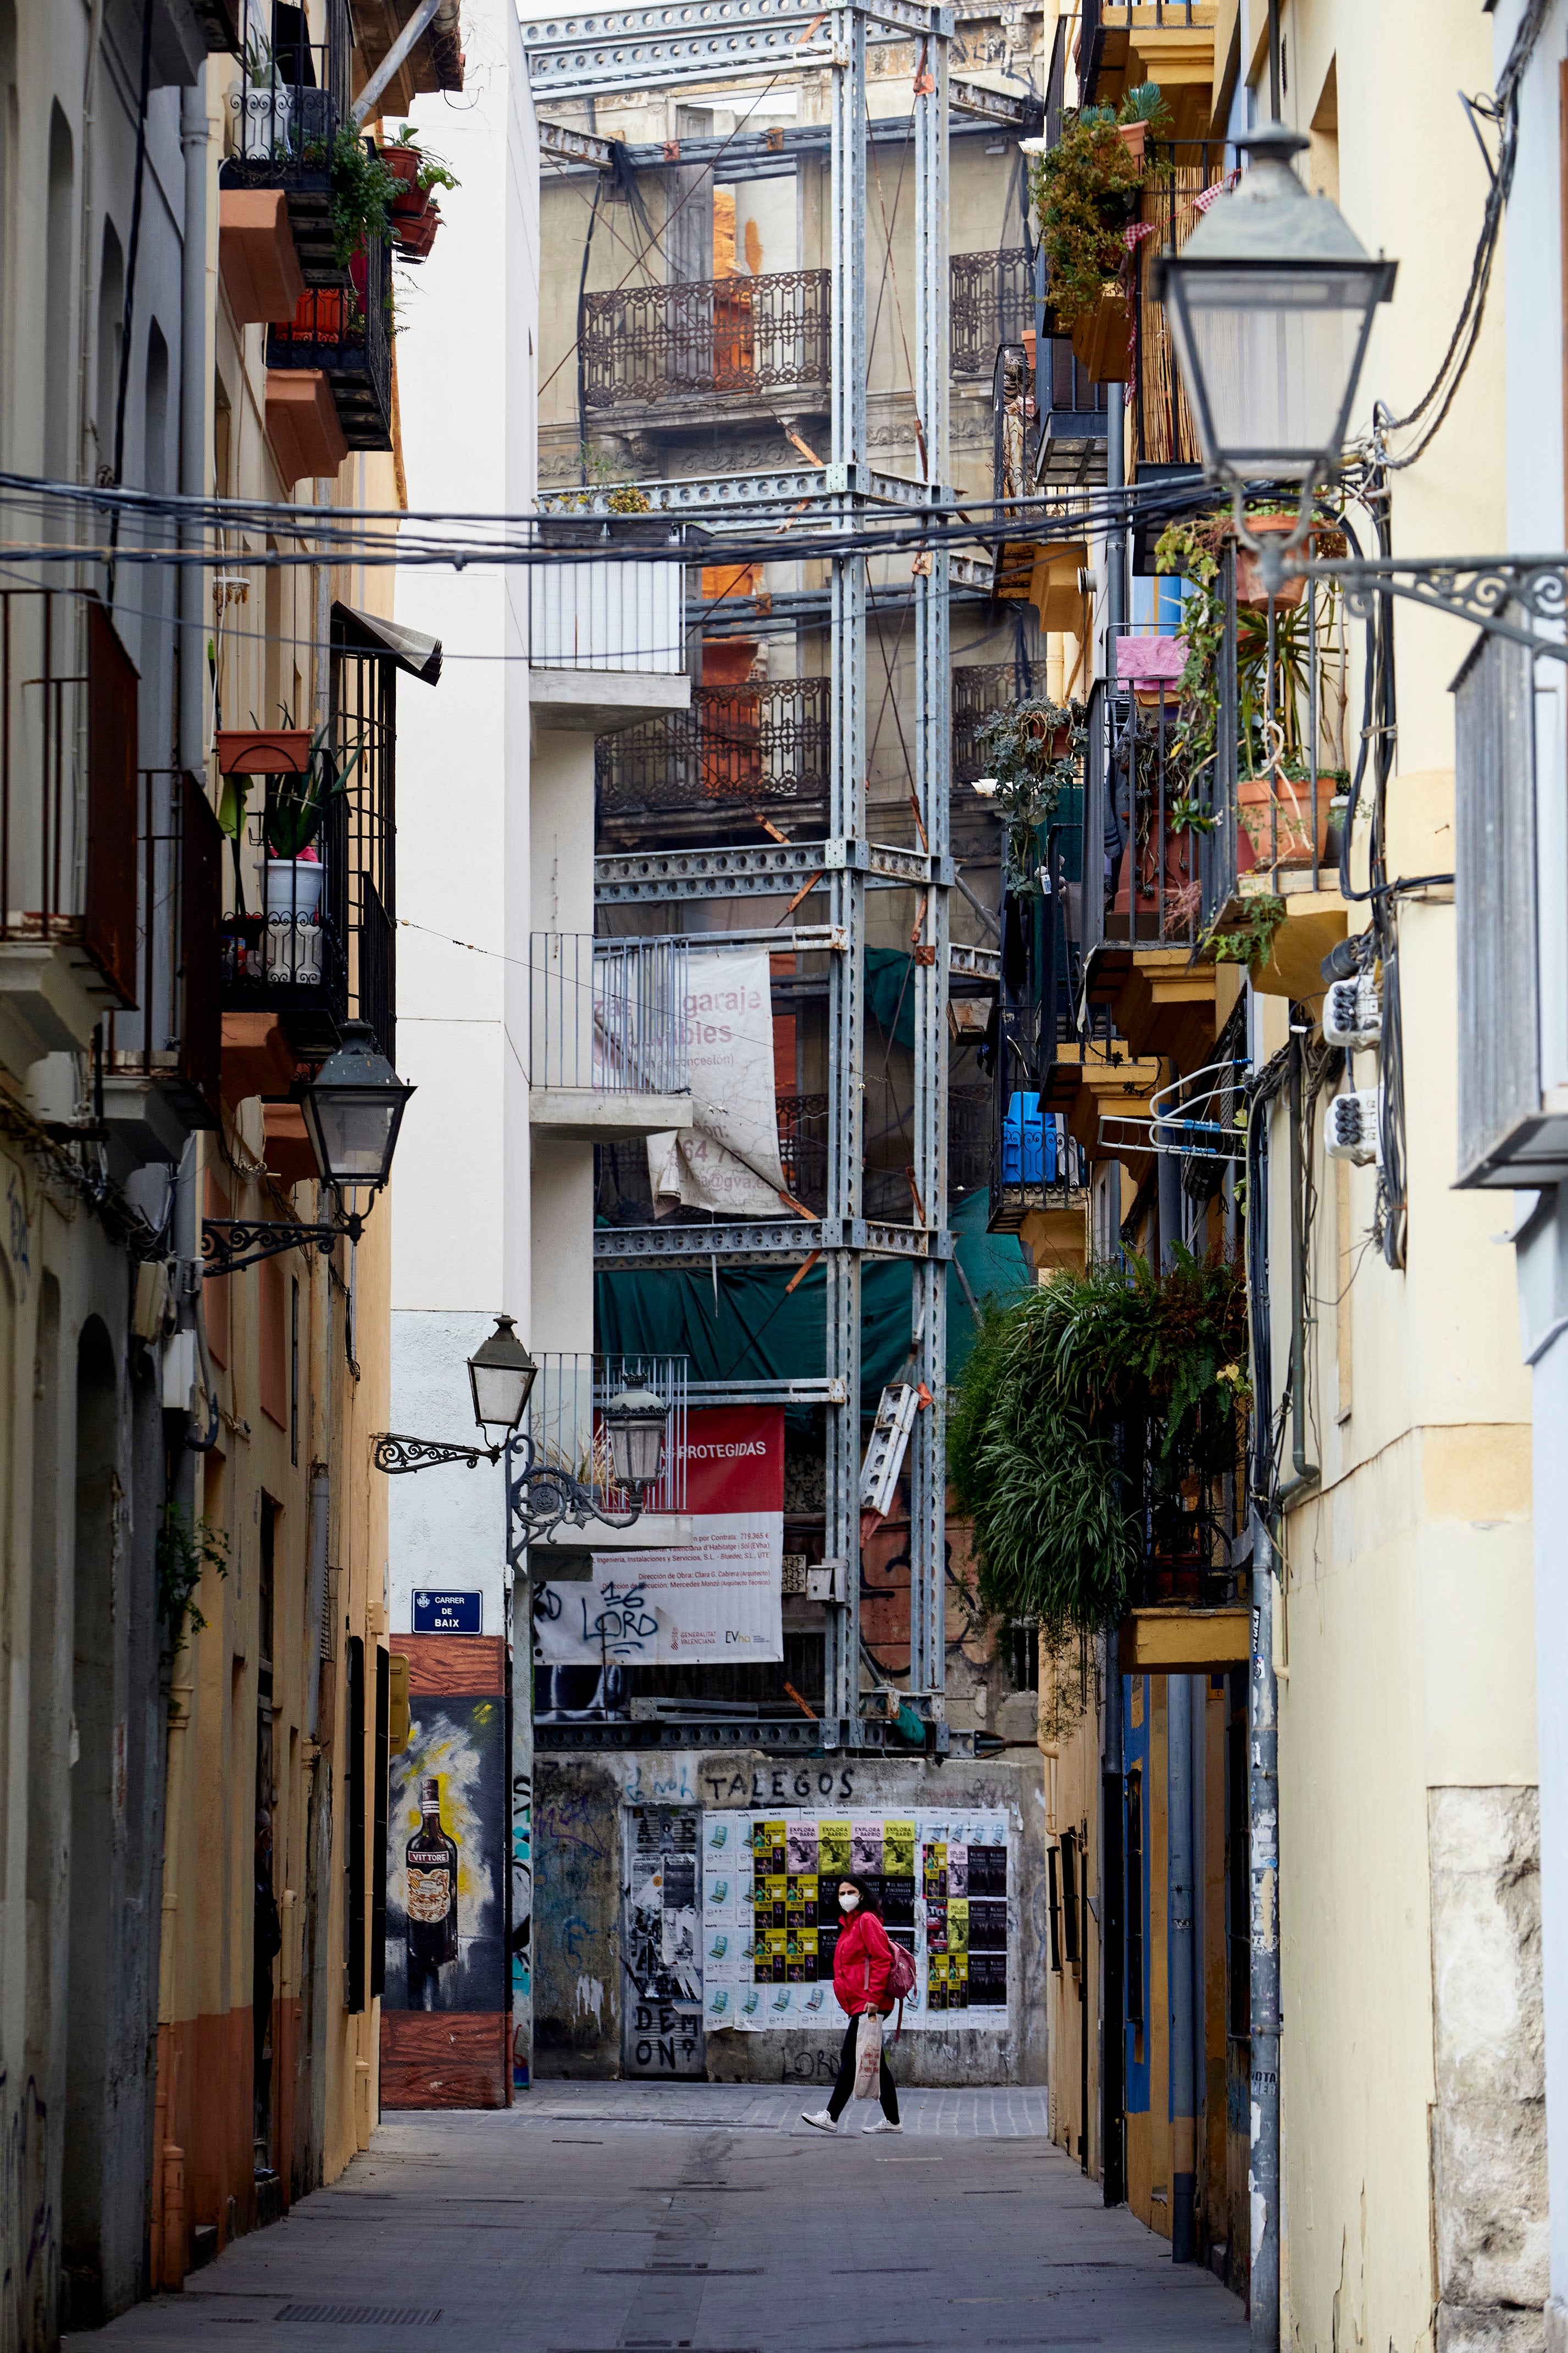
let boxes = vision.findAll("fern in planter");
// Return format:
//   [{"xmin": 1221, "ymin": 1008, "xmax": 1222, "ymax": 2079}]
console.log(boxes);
[{"xmin": 948, "ymin": 1250, "xmax": 1249, "ymax": 1655}]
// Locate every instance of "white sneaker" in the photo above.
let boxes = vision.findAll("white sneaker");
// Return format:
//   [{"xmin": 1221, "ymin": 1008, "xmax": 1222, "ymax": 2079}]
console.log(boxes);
[
  {"xmin": 801, "ymin": 2108, "xmax": 838, "ymax": 2133},
  {"xmin": 862, "ymin": 2116, "xmax": 904, "ymax": 2135}
]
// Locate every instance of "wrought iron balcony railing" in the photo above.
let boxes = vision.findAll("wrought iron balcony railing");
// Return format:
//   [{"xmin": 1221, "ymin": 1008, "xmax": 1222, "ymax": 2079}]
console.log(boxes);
[
  {"xmin": 1081, "ymin": 658, "xmax": 1206, "ymax": 954},
  {"xmin": 528, "ymin": 1352, "xmax": 689, "ymax": 1527},
  {"xmin": 1113, "ymin": 1399, "xmax": 1246, "ymax": 1612},
  {"xmin": 218, "ymin": 0, "xmax": 352, "ymax": 282},
  {"xmin": 265, "ymin": 232, "xmax": 393, "ymax": 450},
  {"xmin": 529, "ymin": 933, "xmax": 689, "ymax": 1100},
  {"xmin": 220, "ymin": 618, "xmax": 398, "ymax": 1061},
  {"xmin": 951, "ymin": 250, "xmax": 1035, "ymax": 379},
  {"xmin": 596, "ymin": 679, "xmax": 831, "ymax": 843},
  {"xmin": 0, "ymin": 591, "xmax": 139, "ymax": 1022},
  {"xmin": 581, "ymin": 270, "xmax": 831, "ymax": 411}
]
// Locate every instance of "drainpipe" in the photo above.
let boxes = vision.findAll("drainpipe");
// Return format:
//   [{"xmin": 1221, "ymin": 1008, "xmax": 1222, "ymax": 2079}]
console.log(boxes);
[
  {"xmin": 1168, "ymin": 1671, "xmax": 1196, "ymax": 2260},
  {"xmin": 1106, "ymin": 384, "xmax": 1126, "ymax": 645},
  {"xmin": 1100, "ymin": 1628, "xmax": 1126, "ymax": 2205}
]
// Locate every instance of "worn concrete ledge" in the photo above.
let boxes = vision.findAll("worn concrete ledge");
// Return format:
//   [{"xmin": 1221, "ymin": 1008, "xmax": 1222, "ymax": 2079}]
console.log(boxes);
[
  {"xmin": 529, "ymin": 666, "xmax": 691, "ymax": 734},
  {"xmin": 530, "ymin": 1087, "xmax": 692, "ymax": 1139}
]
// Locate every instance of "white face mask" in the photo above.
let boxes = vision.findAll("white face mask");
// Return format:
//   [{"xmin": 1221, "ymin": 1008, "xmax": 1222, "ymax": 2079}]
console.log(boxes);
[{"xmin": 839, "ymin": 1890, "xmax": 860, "ymax": 1912}]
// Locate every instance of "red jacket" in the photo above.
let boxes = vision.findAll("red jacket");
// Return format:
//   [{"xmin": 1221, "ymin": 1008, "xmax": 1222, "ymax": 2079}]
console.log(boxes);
[{"xmin": 832, "ymin": 1907, "xmax": 895, "ymax": 2014}]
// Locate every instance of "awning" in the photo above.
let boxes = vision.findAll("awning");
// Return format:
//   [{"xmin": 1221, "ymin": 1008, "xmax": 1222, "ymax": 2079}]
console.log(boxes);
[{"xmin": 331, "ymin": 600, "xmax": 442, "ymax": 686}]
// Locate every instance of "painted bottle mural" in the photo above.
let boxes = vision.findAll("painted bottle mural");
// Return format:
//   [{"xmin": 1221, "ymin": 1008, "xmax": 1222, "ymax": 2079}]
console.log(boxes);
[{"xmin": 406, "ymin": 1774, "xmax": 458, "ymax": 2004}]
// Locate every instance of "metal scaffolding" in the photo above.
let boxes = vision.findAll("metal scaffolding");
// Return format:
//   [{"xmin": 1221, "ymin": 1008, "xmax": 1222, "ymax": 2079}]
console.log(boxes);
[{"xmin": 526, "ymin": 0, "xmax": 972, "ymax": 1747}]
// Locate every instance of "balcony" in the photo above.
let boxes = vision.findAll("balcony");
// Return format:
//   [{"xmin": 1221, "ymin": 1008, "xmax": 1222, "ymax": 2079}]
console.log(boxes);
[
  {"xmin": 990, "ymin": 345, "xmax": 1090, "ymax": 612},
  {"xmin": 529, "ymin": 934, "xmax": 692, "ymax": 1141},
  {"xmin": 527, "ymin": 1351, "xmax": 691, "ymax": 1575},
  {"xmin": 596, "ymin": 680, "xmax": 831, "ymax": 848},
  {"xmin": 0, "ymin": 594, "xmax": 141, "ymax": 1080},
  {"xmin": 1036, "ymin": 334, "xmax": 1109, "ymax": 488},
  {"xmin": 581, "ymin": 271, "xmax": 830, "ymax": 424},
  {"xmin": 101, "ymin": 771, "xmax": 224, "ymax": 1166},
  {"xmin": 219, "ymin": 607, "xmax": 405, "ymax": 1067},
  {"xmin": 529, "ymin": 549, "xmax": 691, "ymax": 736},
  {"xmin": 1111, "ymin": 1393, "xmax": 1250, "ymax": 1675},
  {"xmin": 217, "ymin": 0, "xmax": 352, "ymax": 284},
  {"xmin": 1078, "ymin": 1, "xmax": 1221, "ymax": 141},
  {"xmin": 265, "ymin": 233, "xmax": 393, "ymax": 455},
  {"xmin": 951, "ymin": 250, "xmax": 1035, "ymax": 379}
]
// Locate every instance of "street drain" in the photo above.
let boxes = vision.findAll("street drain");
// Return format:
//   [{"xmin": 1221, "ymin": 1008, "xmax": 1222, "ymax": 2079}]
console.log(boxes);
[{"xmin": 276, "ymin": 2306, "xmax": 442, "ymax": 2327}]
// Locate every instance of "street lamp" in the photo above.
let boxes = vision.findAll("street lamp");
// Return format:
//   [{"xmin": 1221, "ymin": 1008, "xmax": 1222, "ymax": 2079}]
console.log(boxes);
[
  {"xmin": 374, "ymin": 1341, "xmax": 671, "ymax": 1559},
  {"xmin": 1155, "ymin": 121, "xmax": 1396, "ymax": 505},
  {"xmin": 600, "ymin": 1383, "xmax": 668, "ymax": 1494},
  {"xmin": 202, "ymin": 1020, "xmax": 415, "ymax": 1275},
  {"xmin": 468, "ymin": 1312, "xmax": 538, "ymax": 1434},
  {"xmin": 299, "ymin": 1020, "xmax": 414, "ymax": 1191}
]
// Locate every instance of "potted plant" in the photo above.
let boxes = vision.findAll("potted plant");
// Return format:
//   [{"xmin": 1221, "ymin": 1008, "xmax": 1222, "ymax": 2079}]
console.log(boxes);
[
  {"xmin": 974, "ymin": 695, "xmax": 1085, "ymax": 898},
  {"xmin": 1029, "ymin": 87, "xmax": 1169, "ymax": 329},
  {"xmin": 381, "ymin": 127, "xmax": 460, "ymax": 261}
]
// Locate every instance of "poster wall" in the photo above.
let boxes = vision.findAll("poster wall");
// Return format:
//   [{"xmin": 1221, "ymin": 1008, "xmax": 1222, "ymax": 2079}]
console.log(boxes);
[
  {"xmin": 622, "ymin": 1805, "xmax": 704, "ymax": 2076},
  {"xmin": 700, "ymin": 1809, "xmax": 1011, "ymax": 2032},
  {"xmin": 381, "ymin": 1634, "xmax": 511, "ymax": 2107},
  {"xmin": 534, "ymin": 1407, "xmax": 785, "ymax": 1669}
]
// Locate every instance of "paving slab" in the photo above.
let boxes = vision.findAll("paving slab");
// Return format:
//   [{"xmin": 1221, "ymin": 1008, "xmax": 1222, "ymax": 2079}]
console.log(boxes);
[{"xmin": 71, "ymin": 2081, "xmax": 1245, "ymax": 2353}]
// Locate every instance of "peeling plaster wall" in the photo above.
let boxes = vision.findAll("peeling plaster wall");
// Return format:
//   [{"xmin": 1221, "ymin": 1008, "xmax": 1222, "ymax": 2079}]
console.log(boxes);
[
  {"xmin": 1430, "ymin": 1789, "xmax": 1547, "ymax": 2353},
  {"xmin": 533, "ymin": 1749, "xmax": 1046, "ymax": 2084}
]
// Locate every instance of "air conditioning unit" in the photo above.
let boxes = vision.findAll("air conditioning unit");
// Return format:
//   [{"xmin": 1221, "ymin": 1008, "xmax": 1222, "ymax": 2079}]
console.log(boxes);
[
  {"xmin": 1324, "ymin": 972, "xmax": 1381, "ymax": 1051},
  {"xmin": 1326, "ymin": 1089, "xmax": 1381, "ymax": 1166}
]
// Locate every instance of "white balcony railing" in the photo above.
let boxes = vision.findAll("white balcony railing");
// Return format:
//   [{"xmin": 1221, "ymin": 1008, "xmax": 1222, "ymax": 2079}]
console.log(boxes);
[
  {"xmin": 527, "ymin": 1352, "xmax": 688, "ymax": 1522},
  {"xmin": 529, "ymin": 932, "xmax": 689, "ymax": 1098},
  {"xmin": 529, "ymin": 559, "xmax": 685, "ymax": 674}
]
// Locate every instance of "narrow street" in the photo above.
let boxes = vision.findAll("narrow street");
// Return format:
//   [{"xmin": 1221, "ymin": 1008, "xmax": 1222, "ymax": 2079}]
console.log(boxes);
[{"xmin": 70, "ymin": 2087, "xmax": 1244, "ymax": 2353}]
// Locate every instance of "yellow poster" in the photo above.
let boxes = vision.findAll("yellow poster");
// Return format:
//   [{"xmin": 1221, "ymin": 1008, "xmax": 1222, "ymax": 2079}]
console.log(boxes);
[
  {"xmin": 818, "ymin": 1820, "xmax": 852, "ymax": 1876},
  {"xmin": 947, "ymin": 1897, "xmax": 969, "ymax": 1953},
  {"xmin": 884, "ymin": 1820, "xmax": 916, "ymax": 1876}
]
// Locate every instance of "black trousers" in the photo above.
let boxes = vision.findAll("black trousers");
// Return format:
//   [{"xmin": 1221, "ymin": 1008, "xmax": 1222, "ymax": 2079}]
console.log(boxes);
[{"xmin": 826, "ymin": 2011, "xmax": 899, "ymax": 2123}]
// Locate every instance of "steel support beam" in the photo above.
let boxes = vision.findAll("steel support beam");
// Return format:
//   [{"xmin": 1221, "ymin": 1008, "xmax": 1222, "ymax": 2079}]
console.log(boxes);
[
  {"xmin": 906, "ymin": 0, "xmax": 950, "ymax": 1710},
  {"xmin": 538, "ymin": 89, "xmax": 1033, "ymax": 174}
]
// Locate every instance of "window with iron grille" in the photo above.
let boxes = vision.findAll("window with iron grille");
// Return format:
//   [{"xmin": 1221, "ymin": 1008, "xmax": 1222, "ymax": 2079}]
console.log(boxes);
[
  {"xmin": 1047, "ymin": 1844, "xmax": 1062, "ymax": 1973},
  {"xmin": 1060, "ymin": 1828, "xmax": 1079, "ymax": 1968}
]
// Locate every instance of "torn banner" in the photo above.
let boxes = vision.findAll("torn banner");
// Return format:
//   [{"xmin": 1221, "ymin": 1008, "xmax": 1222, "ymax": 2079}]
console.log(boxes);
[
  {"xmin": 534, "ymin": 1407, "xmax": 785, "ymax": 1667},
  {"xmin": 647, "ymin": 948, "xmax": 789, "ymax": 1216}
]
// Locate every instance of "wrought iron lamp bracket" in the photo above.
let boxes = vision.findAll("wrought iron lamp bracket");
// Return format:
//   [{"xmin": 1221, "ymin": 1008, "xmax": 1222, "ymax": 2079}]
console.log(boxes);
[
  {"xmin": 1293, "ymin": 556, "xmax": 1568, "ymax": 659},
  {"xmin": 372, "ymin": 1433, "xmax": 503, "ymax": 1474},
  {"xmin": 503, "ymin": 1431, "xmax": 644, "ymax": 1571},
  {"xmin": 202, "ymin": 1212, "xmax": 363, "ymax": 1277}
]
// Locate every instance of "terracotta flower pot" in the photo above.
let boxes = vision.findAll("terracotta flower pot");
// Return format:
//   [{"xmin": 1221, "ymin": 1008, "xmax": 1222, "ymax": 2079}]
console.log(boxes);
[
  {"xmin": 1116, "ymin": 121, "xmax": 1149, "ymax": 164},
  {"xmin": 1112, "ymin": 821, "xmax": 1198, "ymax": 939},
  {"xmin": 381, "ymin": 146, "xmax": 422, "ymax": 190},
  {"xmin": 214, "ymin": 727, "xmax": 312, "ymax": 776},
  {"xmin": 1069, "ymin": 287, "xmax": 1133, "ymax": 385},
  {"xmin": 396, "ymin": 203, "xmax": 440, "ymax": 260},
  {"xmin": 1236, "ymin": 774, "xmax": 1333, "ymax": 871},
  {"xmin": 1234, "ymin": 513, "xmax": 1309, "ymax": 608}
]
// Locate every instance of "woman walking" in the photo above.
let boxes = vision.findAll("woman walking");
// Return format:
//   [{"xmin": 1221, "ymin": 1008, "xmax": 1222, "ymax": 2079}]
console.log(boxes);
[{"xmin": 802, "ymin": 1875, "xmax": 902, "ymax": 2135}]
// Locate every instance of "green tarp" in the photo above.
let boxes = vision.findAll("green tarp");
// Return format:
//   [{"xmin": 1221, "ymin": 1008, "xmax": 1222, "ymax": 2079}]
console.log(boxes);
[{"xmin": 595, "ymin": 1189, "xmax": 1031, "ymax": 1415}]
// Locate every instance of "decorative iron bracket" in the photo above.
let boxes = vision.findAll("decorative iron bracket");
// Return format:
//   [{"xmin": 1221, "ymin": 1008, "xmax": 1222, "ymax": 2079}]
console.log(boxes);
[
  {"xmin": 505, "ymin": 1431, "xmax": 645, "ymax": 1572},
  {"xmin": 372, "ymin": 1433, "xmax": 503, "ymax": 1474},
  {"xmin": 1282, "ymin": 553, "xmax": 1568, "ymax": 660},
  {"xmin": 202, "ymin": 1213, "xmax": 363, "ymax": 1277}
]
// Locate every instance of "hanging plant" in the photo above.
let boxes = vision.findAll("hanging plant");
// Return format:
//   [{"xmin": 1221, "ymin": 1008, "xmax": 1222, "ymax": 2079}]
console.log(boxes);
[
  {"xmin": 326, "ymin": 125, "xmax": 401, "ymax": 270},
  {"xmin": 948, "ymin": 1250, "xmax": 1249, "ymax": 1652},
  {"xmin": 157, "ymin": 1506, "xmax": 229, "ymax": 1662},
  {"xmin": 974, "ymin": 694, "xmax": 1085, "ymax": 896},
  {"xmin": 1028, "ymin": 89, "xmax": 1170, "ymax": 330}
]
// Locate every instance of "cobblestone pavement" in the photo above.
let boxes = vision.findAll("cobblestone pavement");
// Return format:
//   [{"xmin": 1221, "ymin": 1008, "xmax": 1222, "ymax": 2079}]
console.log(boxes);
[{"xmin": 72, "ymin": 2082, "xmax": 1246, "ymax": 2353}]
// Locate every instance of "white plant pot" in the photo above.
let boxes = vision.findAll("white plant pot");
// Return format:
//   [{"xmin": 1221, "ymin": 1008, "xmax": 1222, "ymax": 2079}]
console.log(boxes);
[{"xmin": 265, "ymin": 858, "xmax": 324, "ymax": 920}]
